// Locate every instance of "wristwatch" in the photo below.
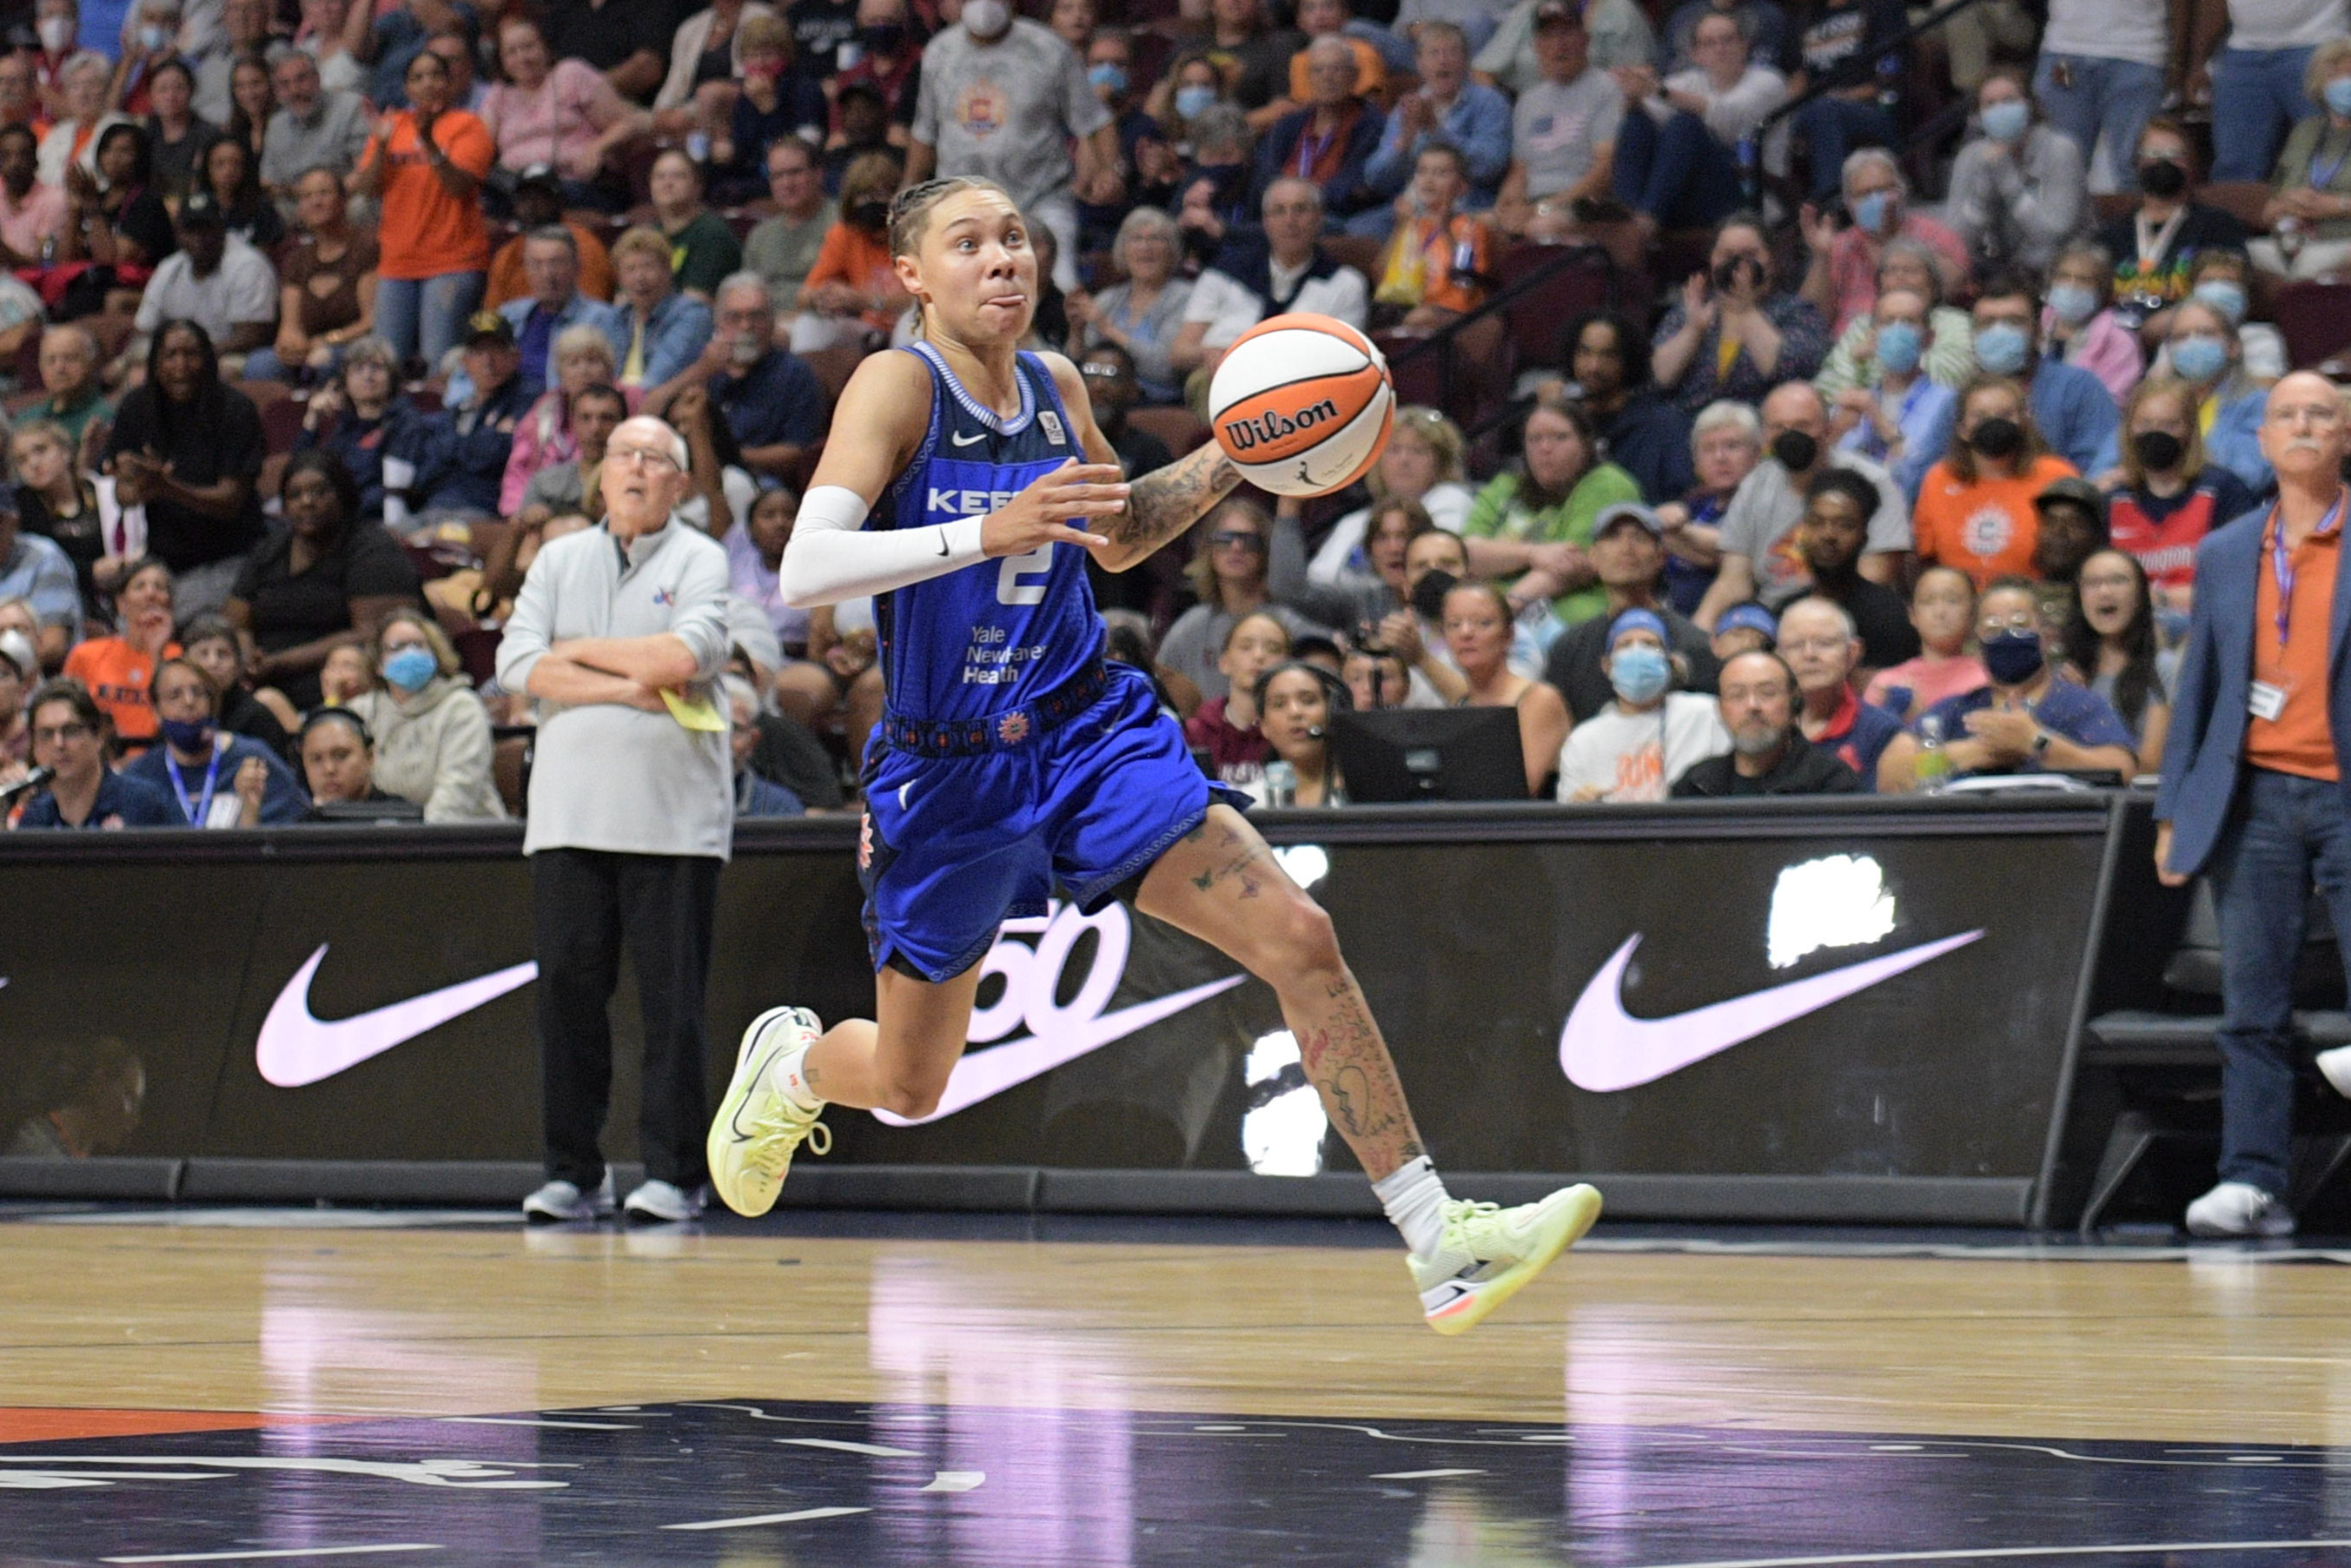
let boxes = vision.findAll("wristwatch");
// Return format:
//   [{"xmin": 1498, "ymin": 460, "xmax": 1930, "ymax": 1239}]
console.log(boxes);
[{"xmin": 2030, "ymin": 729, "xmax": 2052, "ymax": 759}]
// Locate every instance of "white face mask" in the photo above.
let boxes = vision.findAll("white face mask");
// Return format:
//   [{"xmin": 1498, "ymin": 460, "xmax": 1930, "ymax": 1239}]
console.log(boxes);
[
  {"xmin": 962, "ymin": 0, "xmax": 1010, "ymax": 38},
  {"xmin": 37, "ymin": 17, "xmax": 72, "ymax": 50}
]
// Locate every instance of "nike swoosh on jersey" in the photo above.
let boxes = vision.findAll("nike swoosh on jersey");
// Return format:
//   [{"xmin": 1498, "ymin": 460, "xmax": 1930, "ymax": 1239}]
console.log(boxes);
[
  {"xmin": 950, "ymin": 430, "xmax": 989, "ymax": 447},
  {"xmin": 872, "ymin": 974, "xmax": 1248, "ymax": 1125},
  {"xmin": 1558, "ymin": 930, "xmax": 1983, "ymax": 1093},
  {"xmin": 256, "ymin": 945, "xmax": 540, "ymax": 1088}
]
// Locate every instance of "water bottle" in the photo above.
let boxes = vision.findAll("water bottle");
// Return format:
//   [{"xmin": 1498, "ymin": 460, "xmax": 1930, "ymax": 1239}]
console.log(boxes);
[
  {"xmin": 1262, "ymin": 761, "xmax": 1297, "ymax": 808},
  {"xmin": 1913, "ymin": 713, "xmax": 1952, "ymax": 791},
  {"xmin": 685, "ymin": 130, "xmax": 711, "ymax": 164},
  {"xmin": 2278, "ymin": 215, "xmax": 2305, "ymax": 268}
]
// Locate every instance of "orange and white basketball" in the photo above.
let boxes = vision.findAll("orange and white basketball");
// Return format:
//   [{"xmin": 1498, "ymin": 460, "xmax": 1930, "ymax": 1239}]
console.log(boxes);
[{"xmin": 1207, "ymin": 314, "xmax": 1394, "ymax": 498}]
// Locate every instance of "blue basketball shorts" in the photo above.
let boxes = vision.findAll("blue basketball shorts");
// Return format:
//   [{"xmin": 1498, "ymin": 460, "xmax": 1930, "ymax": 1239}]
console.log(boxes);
[{"xmin": 857, "ymin": 663, "xmax": 1251, "ymax": 982}]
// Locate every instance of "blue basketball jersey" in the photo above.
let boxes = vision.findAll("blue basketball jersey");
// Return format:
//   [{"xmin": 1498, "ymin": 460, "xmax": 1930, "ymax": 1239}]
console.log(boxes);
[{"xmin": 870, "ymin": 342, "xmax": 1105, "ymax": 723}]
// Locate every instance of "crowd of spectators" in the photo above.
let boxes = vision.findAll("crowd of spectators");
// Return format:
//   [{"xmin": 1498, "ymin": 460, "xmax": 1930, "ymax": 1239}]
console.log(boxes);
[{"xmin": 0, "ymin": 0, "xmax": 2346, "ymax": 829}]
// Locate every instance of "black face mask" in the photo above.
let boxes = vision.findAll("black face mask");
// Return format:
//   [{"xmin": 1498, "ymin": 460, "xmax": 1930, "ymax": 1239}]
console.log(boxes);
[
  {"xmin": 1969, "ymin": 417, "xmax": 2023, "ymax": 460},
  {"xmin": 1410, "ymin": 567, "xmax": 1459, "ymax": 622},
  {"xmin": 2137, "ymin": 158, "xmax": 2187, "ymax": 199},
  {"xmin": 1770, "ymin": 429, "xmax": 1818, "ymax": 472},
  {"xmin": 1712, "ymin": 255, "xmax": 1763, "ymax": 295},
  {"xmin": 2132, "ymin": 429, "xmax": 2184, "ymax": 473}
]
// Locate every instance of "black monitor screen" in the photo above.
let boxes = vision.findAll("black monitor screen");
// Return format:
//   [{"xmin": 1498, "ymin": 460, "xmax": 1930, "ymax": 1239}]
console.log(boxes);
[{"xmin": 1329, "ymin": 706, "xmax": 1528, "ymax": 803}]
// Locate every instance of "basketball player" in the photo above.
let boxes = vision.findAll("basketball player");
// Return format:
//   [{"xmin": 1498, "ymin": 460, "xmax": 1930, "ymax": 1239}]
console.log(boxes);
[{"xmin": 706, "ymin": 176, "xmax": 1599, "ymax": 1333}]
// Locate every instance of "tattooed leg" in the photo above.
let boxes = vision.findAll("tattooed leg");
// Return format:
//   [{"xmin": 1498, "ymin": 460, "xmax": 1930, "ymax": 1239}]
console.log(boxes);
[{"xmin": 1136, "ymin": 804, "xmax": 1426, "ymax": 1180}]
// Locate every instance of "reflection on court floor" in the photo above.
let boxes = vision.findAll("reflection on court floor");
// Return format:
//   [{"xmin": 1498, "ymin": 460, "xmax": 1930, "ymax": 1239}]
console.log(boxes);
[{"xmin": 9, "ymin": 1399, "xmax": 2351, "ymax": 1567}]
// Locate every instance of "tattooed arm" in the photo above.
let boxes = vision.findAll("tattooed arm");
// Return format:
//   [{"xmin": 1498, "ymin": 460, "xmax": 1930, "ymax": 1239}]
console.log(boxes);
[{"xmin": 1047, "ymin": 354, "xmax": 1243, "ymax": 574}]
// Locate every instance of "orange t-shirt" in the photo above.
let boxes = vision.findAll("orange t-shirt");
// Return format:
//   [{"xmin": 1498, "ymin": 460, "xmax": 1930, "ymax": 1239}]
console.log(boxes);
[
  {"xmin": 366, "ymin": 109, "xmax": 495, "ymax": 281},
  {"xmin": 484, "ymin": 221, "xmax": 614, "ymax": 309},
  {"xmin": 1911, "ymin": 453, "xmax": 2078, "ymax": 589},
  {"xmin": 63, "ymin": 637, "xmax": 181, "ymax": 744},
  {"xmin": 2246, "ymin": 503, "xmax": 2343, "ymax": 781},
  {"xmin": 802, "ymin": 222, "xmax": 898, "ymax": 331}
]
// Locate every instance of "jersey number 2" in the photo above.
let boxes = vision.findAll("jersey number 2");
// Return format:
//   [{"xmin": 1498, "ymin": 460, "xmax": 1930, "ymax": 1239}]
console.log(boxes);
[{"xmin": 997, "ymin": 544, "xmax": 1053, "ymax": 605}]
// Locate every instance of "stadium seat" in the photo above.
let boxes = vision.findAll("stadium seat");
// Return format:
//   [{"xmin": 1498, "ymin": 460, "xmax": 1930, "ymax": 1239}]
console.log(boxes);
[
  {"xmin": 801, "ymin": 343, "xmax": 865, "ymax": 412},
  {"xmin": 2194, "ymin": 181, "xmax": 2274, "ymax": 232},
  {"xmin": 2272, "ymin": 281, "xmax": 2351, "ymax": 371},
  {"xmin": 255, "ymin": 387, "xmax": 306, "ymax": 454},
  {"xmin": 1321, "ymin": 233, "xmax": 1384, "ymax": 281},
  {"xmin": 1497, "ymin": 241, "xmax": 1613, "ymax": 375}
]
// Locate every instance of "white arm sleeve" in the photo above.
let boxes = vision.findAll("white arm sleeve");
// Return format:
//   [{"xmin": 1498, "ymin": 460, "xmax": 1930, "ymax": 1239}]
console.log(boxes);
[{"xmin": 777, "ymin": 485, "xmax": 990, "ymax": 609}]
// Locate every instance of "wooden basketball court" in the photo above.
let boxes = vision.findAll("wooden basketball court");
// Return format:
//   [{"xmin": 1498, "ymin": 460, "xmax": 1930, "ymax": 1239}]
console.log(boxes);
[{"xmin": 5, "ymin": 1207, "xmax": 2351, "ymax": 1565}]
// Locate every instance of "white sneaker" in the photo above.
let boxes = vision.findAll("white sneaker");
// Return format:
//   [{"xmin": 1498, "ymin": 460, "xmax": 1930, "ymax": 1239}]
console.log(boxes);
[
  {"xmin": 522, "ymin": 1171, "xmax": 614, "ymax": 1224},
  {"xmin": 623, "ymin": 1179, "xmax": 703, "ymax": 1224},
  {"xmin": 2184, "ymin": 1181, "xmax": 2295, "ymax": 1239},
  {"xmin": 1407, "ymin": 1184, "xmax": 1604, "ymax": 1335},
  {"xmin": 2317, "ymin": 1044, "xmax": 2351, "ymax": 1100}
]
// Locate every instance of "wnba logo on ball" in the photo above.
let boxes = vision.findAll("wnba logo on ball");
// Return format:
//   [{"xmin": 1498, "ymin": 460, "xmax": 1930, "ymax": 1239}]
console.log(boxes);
[{"xmin": 1220, "ymin": 398, "xmax": 1341, "ymax": 453}]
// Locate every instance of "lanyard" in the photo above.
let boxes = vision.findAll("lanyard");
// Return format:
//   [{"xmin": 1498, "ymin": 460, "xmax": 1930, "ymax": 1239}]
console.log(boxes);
[
  {"xmin": 2267, "ymin": 489, "xmax": 2346, "ymax": 652},
  {"xmin": 163, "ymin": 742, "xmax": 222, "ymax": 828},
  {"xmin": 1294, "ymin": 120, "xmax": 1337, "ymax": 178},
  {"xmin": 2311, "ymin": 129, "xmax": 2351, "ymax": 192}
]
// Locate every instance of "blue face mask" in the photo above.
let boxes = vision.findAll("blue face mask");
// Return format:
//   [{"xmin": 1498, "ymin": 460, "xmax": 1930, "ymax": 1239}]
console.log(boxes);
[
  {"xmin": 2326, "ymin": 76, "xmax": 2351, "ymax": 116},
  {"xmin": 159, "ymin": 716, "xmax": 214, "ymax": 754},
  {"xmin": 1973, "ymin": 321, "xmax": 2030, "ymax": 376},
  {"xmin": 1979, "ymin": 627, "xmax": 2044, "ymax": 686},
  {"xmin": 1088, "ymin": 61, "xmax": 1128, "ymax": 96},
  {"xmin": 2047, "ymin": 282, "xmax": 2097, "ymax": 326},
  {"xmin": 1874, "ymin": 319, "xmax": 1923, "ymax": 374},
  {"xmin": 382, "ymin": 645, "xmax": 438, "ymax": 694},
  {"xmin": 1609, "ymin": 643, "xmax": 1672, "ymax": 706},
  {"xmin": 1175, "ymin": 83, "xmax": 1216, "ymax": 120},
  {"xmin": 1980, "ymin": 99, "xmax": 2029, "ymax": 142},
  {"xmin": 1851, "ymin": 190, "xmax": 1893, "ymax": 234},
  {"xmin": 2192, "ymin": 280, "xmax": 2246, "ymax": 324},
  {"xmin": 2170, "ymin": 334, "xmax": 2228, "ymax": 383}
]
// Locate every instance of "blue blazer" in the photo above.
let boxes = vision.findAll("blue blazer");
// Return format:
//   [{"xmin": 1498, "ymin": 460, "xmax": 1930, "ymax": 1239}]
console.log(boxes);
[{"xmin": 2156, "ymin": 496, "xmax": 2351, "ymax": 875}]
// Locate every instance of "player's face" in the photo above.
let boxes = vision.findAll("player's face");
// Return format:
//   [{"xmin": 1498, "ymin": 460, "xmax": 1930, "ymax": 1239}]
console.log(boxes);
[{"xmin": 901, "ymin": 189, "xmax": 1036, "ymax": 346}]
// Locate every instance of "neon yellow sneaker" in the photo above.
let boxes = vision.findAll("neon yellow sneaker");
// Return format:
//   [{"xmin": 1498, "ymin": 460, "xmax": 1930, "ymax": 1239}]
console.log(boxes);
[
  {"xmin": 1409, "ymin": 1185, "xmax": 1603, "ymax": 1335},
  {"xmin": 707, "ymin": 1006, "xmax": 831, "ymax": 1218}
]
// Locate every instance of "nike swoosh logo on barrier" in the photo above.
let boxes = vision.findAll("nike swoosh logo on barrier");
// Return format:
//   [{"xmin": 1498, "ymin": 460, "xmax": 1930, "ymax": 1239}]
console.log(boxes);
[
  {"xmin": 256, "ymin": 945, "xmax": 540, "ymax": 1088},
  {"xmin": 872, "ymin": 975, "xmax": 1248, "ymax": 1126},
  {"xmin": 1558, "ymin": 930, "xmax": 1983, "ymax": 1093},
  {"xmin": 950, "ymin": 430, "xmax": 988, "ymax": 447}
]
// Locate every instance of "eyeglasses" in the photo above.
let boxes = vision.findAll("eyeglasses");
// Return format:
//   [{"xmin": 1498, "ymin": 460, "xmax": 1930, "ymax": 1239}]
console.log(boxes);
[
  {"xmin": 1209, "ymin": 531, "xmax": 1266, "ymax": 551},
  {"xmin": 1778, "ymin": 635, "xmax": 1851, "ymax": 656},
  {"xmin": 606, "ymin": 445, "xmax": 681, "ymax": 472},
  {"xmin": 1080, "ymin": 363, "xmax": 1127, "ymax": 380},
  {"xmin": 33, "ymin": 721, "xmax": 91, "ymax": 744}
]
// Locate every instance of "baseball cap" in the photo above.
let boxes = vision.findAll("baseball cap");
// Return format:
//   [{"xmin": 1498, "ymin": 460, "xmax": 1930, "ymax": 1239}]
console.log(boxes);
[
  {"xmin": 1716, "ymin": 602, "xmax": 1778, "ymax": 645},
  {"xmin": 177, "ymin": 189, "xmax": 225, "ymax": 228},
  {"xmin": 2033, "ymin": 475, "xmax": 2108, "ymax": 529},
  {"xmin": 1607, "ymin": 606, "xmax": 1668, "ymax": 651},
  {"xmin": 1533, "ymin": 0, "xmax": 1583, "ymax": 28},
  {"xmin": 1593, "ymin": 501, "xmax": 1662, "ymax": 540},
  {"xmin": 464, "ymin": 309, "xmax": 515, "ymax": 347}
]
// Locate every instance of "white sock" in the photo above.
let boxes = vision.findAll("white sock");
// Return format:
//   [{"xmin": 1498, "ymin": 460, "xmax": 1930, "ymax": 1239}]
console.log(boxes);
[
  {"xmin": 1373, "ymin": 1156, "xmax": 1451, "ymax": 1257},
  {"xmin": 775, "ymin": 1043, "xmax": 824, "ymax": 1112}
]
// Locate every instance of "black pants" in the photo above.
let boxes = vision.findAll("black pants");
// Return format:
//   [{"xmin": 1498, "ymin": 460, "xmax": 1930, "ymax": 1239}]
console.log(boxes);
[{"xmin": 532, "ymin": 848, "xmax": 722, "ymax": 1189}]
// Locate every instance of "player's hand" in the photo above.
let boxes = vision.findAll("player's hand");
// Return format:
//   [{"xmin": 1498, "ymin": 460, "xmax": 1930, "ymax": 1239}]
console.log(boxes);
[{"xmin": 981, "ymin": 460, "xmax": 1126, "ymax": 557}]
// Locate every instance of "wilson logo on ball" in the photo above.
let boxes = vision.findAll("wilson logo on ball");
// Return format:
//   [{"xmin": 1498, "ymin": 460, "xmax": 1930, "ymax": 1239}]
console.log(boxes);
[
  {"xmin": 1221, "ymin": 398, "xmax": 1341, "ymax": 453},
  {"xmin": 1207, "ymin": 313, "xmax": 1395, "ymax": 498}
]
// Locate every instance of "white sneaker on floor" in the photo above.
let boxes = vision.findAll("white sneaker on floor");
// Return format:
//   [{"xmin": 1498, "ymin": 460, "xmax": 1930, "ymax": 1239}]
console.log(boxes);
[
  {"xmin": 522, "ymin": 1171, "xmax": 614, "ymax": 1224},
  {"xmin": 2316, "ymin": 1044, "xmax": 2351, "ymax": 1100},
  {"xmin": 2184, "ymin": 1181, "xmax": 2295, "ymax": 1239},
  {"xmin": 623, "ymin": 1179, "xmax": 703, "ymax": 1224},
  {"xmin": 1408, "ymin": 1184, "xmax": 1604, "ymax": 1335}
]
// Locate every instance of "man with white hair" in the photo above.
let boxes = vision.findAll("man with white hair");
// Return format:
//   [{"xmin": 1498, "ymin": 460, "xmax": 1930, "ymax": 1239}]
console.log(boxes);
[
  {"xmin": 1169, "ymin": 177, "xmax": 1370, "ymax": 414},
  {"xmin": 1797, "ymin": 147, "xmax": 1971, "ymax": 335},
  {"xmin": 656, "ymin": 271, "xmax": 824, "ymax": 484},
  {"xmin": 2157, "ymin": 373, "xmax": 2351, "ymax": 1239},
  {"xmin": 495, "ymin": 412, "xmax": 735, "ymax": 1227}
]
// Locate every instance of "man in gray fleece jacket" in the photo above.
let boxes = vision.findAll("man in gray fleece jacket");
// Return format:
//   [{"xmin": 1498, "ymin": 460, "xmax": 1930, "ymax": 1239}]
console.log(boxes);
[{"xmin": 495, "ymin": 414, "xmax": 735, "ymax": 1226}]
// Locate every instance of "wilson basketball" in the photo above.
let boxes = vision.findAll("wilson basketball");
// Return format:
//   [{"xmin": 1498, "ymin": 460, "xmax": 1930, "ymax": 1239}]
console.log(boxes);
[{"xmin": 1207, "ymin": 314, "xmax": 1394, "ymax": 498}]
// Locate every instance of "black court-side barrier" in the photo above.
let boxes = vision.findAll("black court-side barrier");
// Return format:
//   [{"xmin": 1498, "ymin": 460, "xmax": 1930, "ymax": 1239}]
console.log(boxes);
[{"xmin": 0, "ymin": 794, "xmax": 2182, "ymax": 1226}]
